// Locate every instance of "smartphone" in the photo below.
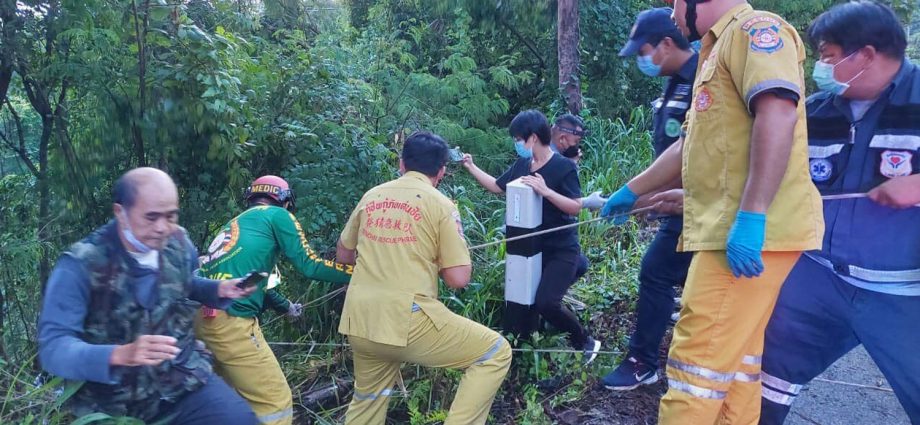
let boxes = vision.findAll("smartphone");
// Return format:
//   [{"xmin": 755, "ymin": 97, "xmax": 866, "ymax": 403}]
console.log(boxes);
[
  {"xmin": 237, "ymin": 271, "xmax": 268, "ymax": 289},
  {"xmin": 448, "ymin": 147, "xmax": 464, "ymax": 163}
]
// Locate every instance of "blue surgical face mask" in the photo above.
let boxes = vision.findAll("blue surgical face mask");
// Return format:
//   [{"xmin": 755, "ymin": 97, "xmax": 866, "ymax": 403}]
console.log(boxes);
[
  {"xmin": 812, "ymin": 51, "xmax": 866, "ymax": 96},
  {"xmin": 514, "ymin": 139, "xmax": 533, "ymax": 159},
  {"xmin": 637, "ymin": 53, "xmax": 661, "ymax": 77},
  {"xmin": 119, "ymin": 211, "xmax": 155, "ymax": 253}
]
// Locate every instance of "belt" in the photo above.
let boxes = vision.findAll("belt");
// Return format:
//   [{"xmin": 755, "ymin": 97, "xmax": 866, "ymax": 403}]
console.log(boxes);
[{"xmin": 805, "ymin": 253, "xmax": 920, "ymax": 283}]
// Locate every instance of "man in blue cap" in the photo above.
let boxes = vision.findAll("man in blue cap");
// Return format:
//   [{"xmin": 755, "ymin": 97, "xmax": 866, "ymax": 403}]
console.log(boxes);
[{"xmin": 599, "ymin": 7, "xmax": 698, "ymax": 391}]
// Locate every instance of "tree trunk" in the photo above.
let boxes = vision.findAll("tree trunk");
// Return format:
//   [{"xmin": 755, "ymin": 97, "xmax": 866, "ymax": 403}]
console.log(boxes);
[
  {"xmin": 18, "ymin": 72, "xmax": 56, "ymax": 294},
  {"xmin": 131, "ymin": 0, "xmax": 149, "ymax": 166},
  {"xmin": 37, "ymin": 117, "xmax": 51, "ymax": 291},
  {"xmin": 0, "ymin": 270, "xmax": 6, "ymax": 361},
  {"xmin": 0, "ymin": 0, "xmax": 21, "ymax": 115},
  {"xmin": 557, "ymin": 0, "xmax": 582, "ymax": 114}
]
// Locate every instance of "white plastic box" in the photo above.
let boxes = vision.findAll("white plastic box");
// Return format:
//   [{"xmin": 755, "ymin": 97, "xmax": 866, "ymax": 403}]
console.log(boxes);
[
  {"xmin": 504, "ymin": 177, "xmax": 543, "ymax": 306},
  {"xmin": 505, "ymin": 178, "xmax": 543, "ymax": 229},
  {"xmin": 505, "ymin": 253, "xmax": 543, "ymax": 305}
]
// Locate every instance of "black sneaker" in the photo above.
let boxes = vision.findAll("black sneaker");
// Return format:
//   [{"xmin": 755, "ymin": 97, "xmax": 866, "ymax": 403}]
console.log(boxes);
[
  {"xmin": 601, "ymin": 356, "xmax": 659, "ymax": 391},
  {"xmin": 582, "ymin": 337, "xmax": 602, "ymax": 365}
]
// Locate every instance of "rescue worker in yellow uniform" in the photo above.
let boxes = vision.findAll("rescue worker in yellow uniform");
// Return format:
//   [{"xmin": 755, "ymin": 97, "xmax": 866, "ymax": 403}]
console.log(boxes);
[
  {"xmin": 336, "ymin": 131, "xmax": 512, "ymax": 425},
  {"xmin": 195, "ymin": 176, "xmax": 353, "ymax": 425},
  {"xmin": 601, "ymin": 0, "xmax": 824, "ymax": 423}
]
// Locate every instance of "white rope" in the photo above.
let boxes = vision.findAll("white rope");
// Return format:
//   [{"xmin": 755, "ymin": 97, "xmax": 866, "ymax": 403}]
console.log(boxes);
[
  {"xmin": 812, "ymin": 377, "xmax": 895, "ymax": 393},
  {"xmin": 266, "ymin": 340, "xmax": 622, "ymax": 356},
  {"xmin": 468, "ymin": 205, "xmax": 657, "ymax": 251},
  {"xmin": 465, "ymin": 191, "xmax": 913, "ymax": 251}
]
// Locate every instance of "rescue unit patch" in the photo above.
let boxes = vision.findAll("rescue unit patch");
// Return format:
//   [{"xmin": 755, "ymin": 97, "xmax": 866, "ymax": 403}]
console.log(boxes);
[
  {"xmin": 809, "ymin": 158, "xmax": 833, "ymax": 182},
  {"xmin": 741, "ymin": 16, "xmax": 781, "ymax": 31},
  {"xmin": 880, "ymin": 150, "xmax": 913, "ymax": 178},
  {"xmin": 695, "ymin": 87, "xmax": 713, "ymax": 112},
  {"xmin": 749, "ymin": 25, "xmax": 784, "ymax": 54},
  {"xmin": 665, "ymin": 118, "xmax": 682, "ymax": 138}
]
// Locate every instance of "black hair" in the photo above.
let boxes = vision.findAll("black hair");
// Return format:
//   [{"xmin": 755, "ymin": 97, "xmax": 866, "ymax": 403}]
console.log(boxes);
[
  {"xmin": 807, "ymin": 1, "xmax": 906, "ymax": 59},
  {"xmin": 248, "ymin": 194, "xmax": 281, "ymax": 208},
  {"xmin": 402, "ymin": 131, "xmax": 450, "ymax": 177},
  {"xmin": 649, "ymin": 29, "xmax": 691, "ymax": 51},
  {"xmin": 509, "ymin": 110, "xmax": 552, "ymax": 146},
  {"xmin": 555, "ymin": 113, "xmax": 585, "ymax": 131},
  {"xmin": 113, "ymin": 174, "xmax": 139, "ymax": 208}
]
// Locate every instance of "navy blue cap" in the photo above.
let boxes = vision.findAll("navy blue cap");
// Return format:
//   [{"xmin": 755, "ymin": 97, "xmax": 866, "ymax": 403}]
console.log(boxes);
[{"xmin": 619, "ymin": 8, "xmax": 680, "ymax": 57}]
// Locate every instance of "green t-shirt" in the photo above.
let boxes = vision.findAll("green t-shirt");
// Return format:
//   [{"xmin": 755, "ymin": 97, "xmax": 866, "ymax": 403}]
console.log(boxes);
[{"xmin": 200, "ymin": 205, "xmax": 352, "ymax": 318}]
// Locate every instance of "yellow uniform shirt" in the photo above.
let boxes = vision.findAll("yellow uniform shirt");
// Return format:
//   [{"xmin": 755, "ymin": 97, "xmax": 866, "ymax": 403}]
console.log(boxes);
[
  {"xmin": 681, "ymin": 3, "xmax": 824, "ymax": 252},
  {"xmin": 338, "ymin": 172, "xmax": 471, "ymax": 347}
]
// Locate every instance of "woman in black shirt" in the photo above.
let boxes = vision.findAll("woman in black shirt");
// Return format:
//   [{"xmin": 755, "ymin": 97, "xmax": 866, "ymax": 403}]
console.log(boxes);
[{"xmin": 463, "ymin": 110, "xmax": 601, "ymax": 363}]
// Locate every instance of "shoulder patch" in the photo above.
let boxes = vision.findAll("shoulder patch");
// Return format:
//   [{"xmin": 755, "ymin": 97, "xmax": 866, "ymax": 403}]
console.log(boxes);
[
  {"xmin": 742, "ymin": 15, "xmax": 785, "ymax": 54},
  {"xmin": 741, "ymin": 16, "xmax": 781, "ymax": 31},
  {"xmin": 749, "ymin": 25, "xmax": 783, "ymax": 54}
]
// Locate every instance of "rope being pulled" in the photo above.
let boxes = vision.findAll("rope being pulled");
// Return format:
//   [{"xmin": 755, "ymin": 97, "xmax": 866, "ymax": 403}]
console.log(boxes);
[
  {"xmin": 266, "ymin": 340, "xmax": 623, "ymax": 356},
  {"xmin": 468, "ymin": 205, "xmax": 657, "ymax": 250},
  {"xmin": 466, "ymin": 191, "xmax": 914, "ymax": 251}
]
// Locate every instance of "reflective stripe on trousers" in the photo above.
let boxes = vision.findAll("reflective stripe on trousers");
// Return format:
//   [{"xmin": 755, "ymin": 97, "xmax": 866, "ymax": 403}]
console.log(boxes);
[
  {"xmin": 353, "ymin": 388, "xmax": 394, "ymax": 401},
  {"xmin": 761, "ymin": 371, "xmax": 802, "ymax": 406},
  {"xmin": 667, "ymin": 355, "xmax": 762, "ymax": 399}
]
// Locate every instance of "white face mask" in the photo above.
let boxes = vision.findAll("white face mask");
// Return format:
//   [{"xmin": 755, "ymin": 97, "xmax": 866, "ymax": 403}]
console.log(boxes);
[
  {"xmin": 119, "ymin": 211, "xmax": 155, "ymax": 253},
  {"xmin": 128, "ymin": 249, "xmax": 159, "ymax": 269},
  {"xmin": 812, "ymin": 51, "xmax": 867, "ymax": 96}
]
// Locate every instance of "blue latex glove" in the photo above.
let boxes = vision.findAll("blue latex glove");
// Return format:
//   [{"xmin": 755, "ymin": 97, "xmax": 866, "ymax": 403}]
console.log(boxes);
[
  {"xmin": 726, "ymin": 211, "xmax": 766, "ymax": 278},
  {"xmin": 600, "ymin": 185, "xmax": 639, "ymax": 225}
]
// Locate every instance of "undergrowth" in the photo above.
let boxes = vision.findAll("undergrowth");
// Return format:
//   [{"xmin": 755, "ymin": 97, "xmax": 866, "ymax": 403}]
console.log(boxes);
[{"xmin": 0, "ymin": 111, "xmax": 655, "ymax": 424}]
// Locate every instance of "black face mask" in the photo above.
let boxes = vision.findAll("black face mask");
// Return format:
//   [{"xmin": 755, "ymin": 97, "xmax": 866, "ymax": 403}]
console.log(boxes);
[
  {"xmin": 561, "ymin": 145, "xmax": 580, "ymax": 158},
  {"xmin": 686, "ymin": 0, "xmax": 707, "ymax": 42}
]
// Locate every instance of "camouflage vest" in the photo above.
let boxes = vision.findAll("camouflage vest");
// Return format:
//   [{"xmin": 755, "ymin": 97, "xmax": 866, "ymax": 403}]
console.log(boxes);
[{"xmin": 67, "ymin": 221, "xmax": 212, "ymax": 421}]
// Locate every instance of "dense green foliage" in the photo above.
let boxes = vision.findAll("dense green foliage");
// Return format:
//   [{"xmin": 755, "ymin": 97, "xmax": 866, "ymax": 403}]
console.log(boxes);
[{"xmin": 0, "ymin": 0, "xmax": 916, "ymax": 423}]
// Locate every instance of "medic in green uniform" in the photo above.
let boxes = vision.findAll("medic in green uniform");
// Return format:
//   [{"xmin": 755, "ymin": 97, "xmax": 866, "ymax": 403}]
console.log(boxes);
[{"xmin": 195, "ymin": 175, "xmax": 352, "ymax": 425}]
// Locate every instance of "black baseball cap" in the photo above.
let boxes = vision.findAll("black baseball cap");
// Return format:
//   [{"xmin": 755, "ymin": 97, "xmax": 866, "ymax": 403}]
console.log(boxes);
[{"xmin": 619, "ymin": 8, "xmax": 681, "ymax": 57}]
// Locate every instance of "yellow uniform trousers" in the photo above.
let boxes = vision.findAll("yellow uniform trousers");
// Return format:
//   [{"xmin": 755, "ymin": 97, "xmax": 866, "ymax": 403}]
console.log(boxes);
[
  {"xmin": 194, "ymin": 311, "xmax": 293, "ymax": 425},
  {"xmin": 344, "ymin": 309, "xmax": 512, "ymax": 425},
  {"xmin": 659, "ymin": 251, "xmax": 801, "ymax": 425}
]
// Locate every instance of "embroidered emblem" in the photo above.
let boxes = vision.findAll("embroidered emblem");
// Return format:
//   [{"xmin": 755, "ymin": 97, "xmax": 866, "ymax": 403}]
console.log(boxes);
[
  {"xmin": 695, "ymin": 87, "xmax": 713, "ymax": 112},
  {"xmin": 203, "ymin": 220, "xmax": 240, "ymax": 264},
  {"xmin": 880, "ymin": 150, "xmax": 913, "ymax": 178},
  {"xmin": 665, "ymin": 118, "xmax": 682, "ymax": 138},
  {"xmin": 809, "ymin": 158, "xmax": 833, "ymax": 182},
  {"xmin": 749, "ymin": 25, "xmax": 784, "ymax": 54},
  {"xmin": 741, "ymin": 16, "xmax": 781, "ymax": 31}
]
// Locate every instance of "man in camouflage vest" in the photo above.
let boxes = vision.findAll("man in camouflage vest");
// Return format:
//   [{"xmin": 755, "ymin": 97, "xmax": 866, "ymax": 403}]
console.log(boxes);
[{"xmin": 38, "ymin": 167, "xmax": 258, "ymax": 424}]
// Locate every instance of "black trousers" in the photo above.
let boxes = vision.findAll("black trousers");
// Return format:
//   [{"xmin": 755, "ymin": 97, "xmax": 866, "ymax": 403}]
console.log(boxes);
[
  {"xmin": 627, "ymin": 216, "xmax": 693, "ymax": 367},
  {"xmin": 534, "ymin": 247, "xmax": 591, "ymax": 347},
  {"xmin": 156, "ymin": 374, "xmax": 258, "ymax": 425}
]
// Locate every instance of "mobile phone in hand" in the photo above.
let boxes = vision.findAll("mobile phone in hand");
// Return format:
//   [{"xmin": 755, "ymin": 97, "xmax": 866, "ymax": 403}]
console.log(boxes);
[{"xmin": 237, "ymin": 271, "xmax": 268, "ymax": 289}]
